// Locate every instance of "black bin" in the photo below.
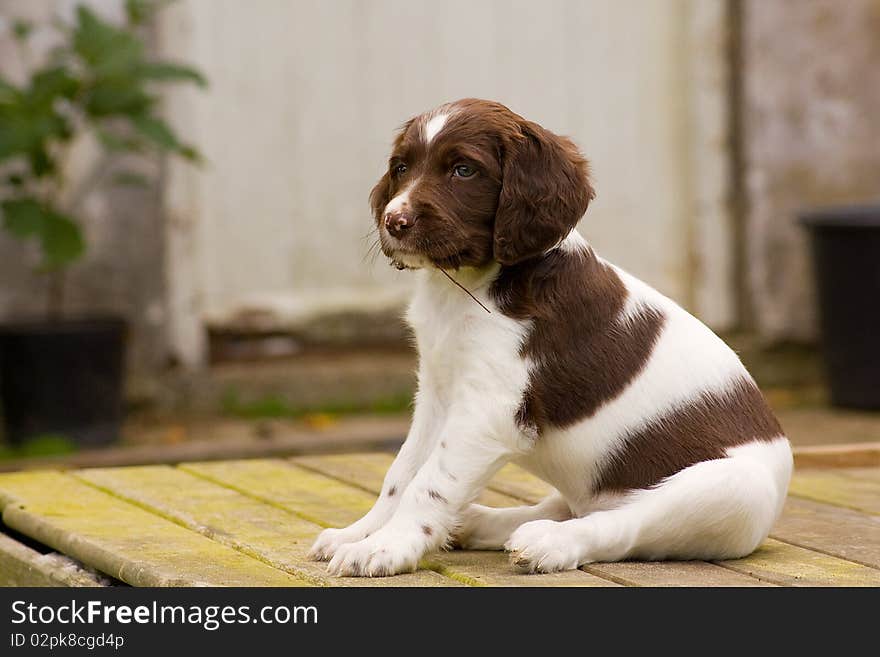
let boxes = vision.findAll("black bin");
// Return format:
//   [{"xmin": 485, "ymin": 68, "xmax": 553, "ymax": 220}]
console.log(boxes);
[
  {"xmin": 0, "ymin": 317, "xmax": 126, "ymax": 446},
  {"xmin": 800, "ymin": 204, "xmax": 880, "ymax": 410}
]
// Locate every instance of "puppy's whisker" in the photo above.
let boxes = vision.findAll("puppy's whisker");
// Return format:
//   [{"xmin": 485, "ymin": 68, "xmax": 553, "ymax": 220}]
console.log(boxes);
[
  {"xmin": 437, "ymin": 268, "xmax": 491, "ymax": 314},
  {"xmin": 361, "ymin": 226, "xmax": 386, "ymax": 265},
  {"xmin": 365, "ymin": 246, "xmax": 382, "ymax": 265},
  {"xmin": 405, "ymin": 235, "xmax": 487, "ymax": 312},
  {"xmin": 361, "ymin": 240, "xmax": 380, "ymax": 264}
]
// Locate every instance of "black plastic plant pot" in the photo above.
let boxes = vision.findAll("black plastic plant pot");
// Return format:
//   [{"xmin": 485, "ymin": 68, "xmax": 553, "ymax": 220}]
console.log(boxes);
[
  {"xmin": 0, "ymin": 316, "xmax": 126, "ymax": 446},
  {"xmin": 800, "ymin": 204, "xmax": 880, "ymax": 410}
]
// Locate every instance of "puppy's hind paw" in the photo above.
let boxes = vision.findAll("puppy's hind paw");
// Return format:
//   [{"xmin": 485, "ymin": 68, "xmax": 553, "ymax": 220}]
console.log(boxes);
[{"xmin": 505, "ymin": 519, "xmax": 581, "ymax": 574}]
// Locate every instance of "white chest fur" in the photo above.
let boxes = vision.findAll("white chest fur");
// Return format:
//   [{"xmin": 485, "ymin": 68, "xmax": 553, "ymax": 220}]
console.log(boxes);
[{"xmin": 405, "ymin": 267, "xmax": 532, "ymax": 446}]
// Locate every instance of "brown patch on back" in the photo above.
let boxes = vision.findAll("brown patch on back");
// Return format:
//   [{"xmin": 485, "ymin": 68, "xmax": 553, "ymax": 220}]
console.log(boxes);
[
  {"xmin": 493, "ymin": 246, "xmax": 665, "ymax": 431},
  {"xmin": 594, "ymin": 377, "xmax": 784, "ymax": 493}
]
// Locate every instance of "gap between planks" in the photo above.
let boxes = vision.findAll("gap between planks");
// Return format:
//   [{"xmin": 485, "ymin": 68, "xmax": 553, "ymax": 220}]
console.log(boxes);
[
  {"xmin": 0, "ymin": 471, "xmax": 310, "ymax": 586},
  {"xmin": 0, "ymin": 532, "xmax": 110, "ymax": 587}
]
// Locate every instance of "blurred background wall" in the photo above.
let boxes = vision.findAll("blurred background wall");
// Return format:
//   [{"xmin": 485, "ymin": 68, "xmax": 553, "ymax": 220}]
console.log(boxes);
[
  {"xmin": 1, "ymin": 0, "xmax": 879, "ymax": 381},
  {"xmin": 741, "ymin": 0, "xmax": 880, "ymax": 341},
  {"xmin": 159, "ymin": 0, "xmax": 733, "ymax": 368}
]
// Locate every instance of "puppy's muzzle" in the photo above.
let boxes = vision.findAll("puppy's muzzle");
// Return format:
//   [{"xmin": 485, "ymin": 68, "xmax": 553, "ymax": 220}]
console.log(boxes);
[{"xmin": 384, "ymin": 210, "xmax": 417, "ymax": 239}]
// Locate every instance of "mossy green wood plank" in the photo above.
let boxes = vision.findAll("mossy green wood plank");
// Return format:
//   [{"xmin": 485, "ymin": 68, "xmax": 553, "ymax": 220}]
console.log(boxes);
[
  {"xmin": 0, "ymin": 471, "xmax": 308, "ymax": 587},
  {"xmin": 789, "ymin": 469, "xmax": 880, "ymax": 515},
  {"xmin": 184, "ymin": 459, "xmax": 612, "ymax": 586},
  {"xmin": 491, "ymin": 463, "xmax": 555, "ymax": 503},
  {"xmin": 181, "ymin": 459, "xmax": 380, "ymax": 528},
  {"xmin": 294, "ymin": 456, "xmax": 880, "ymax": 585},
  {"xmin": 75, "ymin": 465, "xmax": 450, "ymax": 588},
  {"xmin": 492, "ymin": 461, "xmax": 880, "ymax": 585},
  {"xmin": 430, "ymin": 551, "xmax": 619, "ymax": 587},
  {"xmin": 291, "ymin": 452, "xmax": 393, "ymax": 491},
  {"xmin": 838, "ymin": 468, "xmax": 880, "ymax": 484},
  {"xmin": 716, "ymin": 538, "xmax": 880, "ymax": 586},
  {"xmin": 0, "ymin": 533, "xmax": 108, "ymax": 587},
  {"xmin": 581, "ymin": 560, "xmax": 776, "ymax": 587},
  {"xmin": 181, "ymin": 459, "xmax": 456, "ymax": 586},
  {"xmin": 292, "ymin": 453, "xmax": 519, "ymax": 508},
  {"xmin": 770, "ymin": 498, "xmax": 880, "ymax": 569},
  {"xmin": 296, "ymin": 454, "xmax": 774, "ymax": 586},
  {"xmin": 294, "ymin": 452, "xmax": 555, "ymax": 506},
  {"xmin": 292, "ymin": 454, "xmax": 615, "ymax": 586}
]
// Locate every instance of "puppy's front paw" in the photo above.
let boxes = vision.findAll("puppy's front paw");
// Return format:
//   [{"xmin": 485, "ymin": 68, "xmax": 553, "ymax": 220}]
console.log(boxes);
[
  {"xmin": 326, "ymin": 531, "xmax": 423, "ymax": 577},
  {"xmin": 308, "ymin": 526, "xmax": 368, "ymax": 562},
  {"xmin": 505, "ymin": 519, "xmax": 580, "ymax": 573}
]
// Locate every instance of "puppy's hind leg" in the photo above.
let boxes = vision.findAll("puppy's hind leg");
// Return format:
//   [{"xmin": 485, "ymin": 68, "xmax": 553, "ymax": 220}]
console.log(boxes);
[
  {"xmin": 454, "ymin": 492, "xmax": 572, "ymax": 550},
  {"xmin": 506, "ymin": 438, "xmax": 792, "ymax": 573}
]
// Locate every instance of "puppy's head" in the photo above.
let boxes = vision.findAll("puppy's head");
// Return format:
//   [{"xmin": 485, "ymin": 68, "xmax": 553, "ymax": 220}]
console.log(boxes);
[{"xmin": 371, "ymin": 99, "xmax": 594, "ymax": 269}]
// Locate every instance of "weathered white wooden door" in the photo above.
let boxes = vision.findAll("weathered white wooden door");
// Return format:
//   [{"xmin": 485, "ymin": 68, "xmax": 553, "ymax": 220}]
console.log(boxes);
[{"xmin": 161, "ymin": 0, "xmax": 732, "ymax": 365}]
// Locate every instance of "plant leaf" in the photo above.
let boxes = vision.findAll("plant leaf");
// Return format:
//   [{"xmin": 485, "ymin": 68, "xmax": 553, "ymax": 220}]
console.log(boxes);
[
  {"xmin": 178, "ymin": 144, "xmax": 201, "ymax": 162},
  {"xmin": 96, "ymin": 128, "xmax": 145, "ymax": 153},
  {"xmin": 0, "ymin": 77, "xmax": 19, "ymax": 104},
  {"xmin": 29, "ymin": 147, "xmax": 56, "ymax": 177},
  {"xmin": 1, "ymin": 198, "xmax": 46, "ymax": 237},
  {"xmin": 137, "ymin": 61, "xmax": 207, "ymax": 87},
  {"xmin": 73, "ymin": 6, "xmax": 143, "ymax": 77},
  {"xmin": 29, "ymin": 66, "xmax": 80, "ymax": 105},
  {"xmin": 1, "ymin": 199, "xmax": 85, "ymax": 268},
  {"xmin": 12, "ymin": 19, "xmax": 33, "ymax": 41},
  {"xmin": 41, "ymin": 211, "xmax": 85, "ymax": 268},
  {"xmin": 124, "ymin": 0, "xmax": 173, "ymax": 27},
  {"xmin": 0, "ymin": 118, "xmax": 30, "ymax": 160},
  {"xmin": 125, "ymin": 0, "xmax": 152, "ymax": 25},
  {"xmin": 131, "ymin": 114, "xmax": 180, "ymax": 150},
  {"xmin": 0, "ymin": 72, "xmax": 72, "ymax": 164},
  {"xmin": 84, "ymin": 79, "xmax": 155, "ymax": 117}
]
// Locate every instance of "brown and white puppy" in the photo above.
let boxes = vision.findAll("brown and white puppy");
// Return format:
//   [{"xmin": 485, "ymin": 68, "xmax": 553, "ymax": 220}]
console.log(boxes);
[{"xmin": 308, "ymin": 98, "xmax": 792, "ymax": 576}]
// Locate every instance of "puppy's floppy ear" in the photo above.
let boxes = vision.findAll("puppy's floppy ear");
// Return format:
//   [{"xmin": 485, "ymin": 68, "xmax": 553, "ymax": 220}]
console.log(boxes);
[
  {"xmin": 369, "ymin": 172, "xmax": 391, "ymax": 222},
  {"xmin": 494, "ymin": 120, "xmax": 595, "ymax": 265}
]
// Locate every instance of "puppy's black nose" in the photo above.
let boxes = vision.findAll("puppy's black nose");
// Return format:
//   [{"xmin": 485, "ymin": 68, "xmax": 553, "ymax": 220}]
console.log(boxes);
[{"xmin": 384, "ymin": 211, "xmax": 416, "ymax": 238}]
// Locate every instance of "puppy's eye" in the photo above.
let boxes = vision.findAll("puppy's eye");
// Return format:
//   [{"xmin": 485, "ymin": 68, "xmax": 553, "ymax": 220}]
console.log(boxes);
[
  {"xmin": 393, "ymin": 163, "xmax": 408, "ymax": 176},
  {"xmin": 452, "ymin": 164, "xmax": 476, "ymax": 178}
]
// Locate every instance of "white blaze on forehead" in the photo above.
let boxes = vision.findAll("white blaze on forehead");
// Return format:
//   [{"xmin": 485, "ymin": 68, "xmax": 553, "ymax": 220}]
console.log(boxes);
[{"xmin": 424, "ymin": 113, "xmax": 448, "ymax": 144}]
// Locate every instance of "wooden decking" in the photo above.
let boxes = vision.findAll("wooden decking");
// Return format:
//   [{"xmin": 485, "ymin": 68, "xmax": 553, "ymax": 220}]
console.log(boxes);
[{"xmin": 1, "ymin": 452, "xmax": 878, "ymax": 587}]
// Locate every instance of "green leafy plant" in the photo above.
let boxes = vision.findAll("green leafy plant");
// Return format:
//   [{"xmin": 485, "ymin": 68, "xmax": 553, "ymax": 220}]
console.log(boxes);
[
  {"xmin": 0, "ymin": 433, "xmax": 77, "ymax": 461},
  {"xmin": 0, "ymin": 0, "xmax": 205, "ymax": 317},
  {"xmin": 220, "ymin": 389, "xmax": 414, "ymax": 420}
]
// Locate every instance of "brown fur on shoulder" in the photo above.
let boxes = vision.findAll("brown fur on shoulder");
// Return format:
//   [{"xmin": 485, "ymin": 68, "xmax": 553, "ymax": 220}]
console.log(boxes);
[{"xmin": 492, "ymin": 246, "xmax": 665, "ymax": 433}]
